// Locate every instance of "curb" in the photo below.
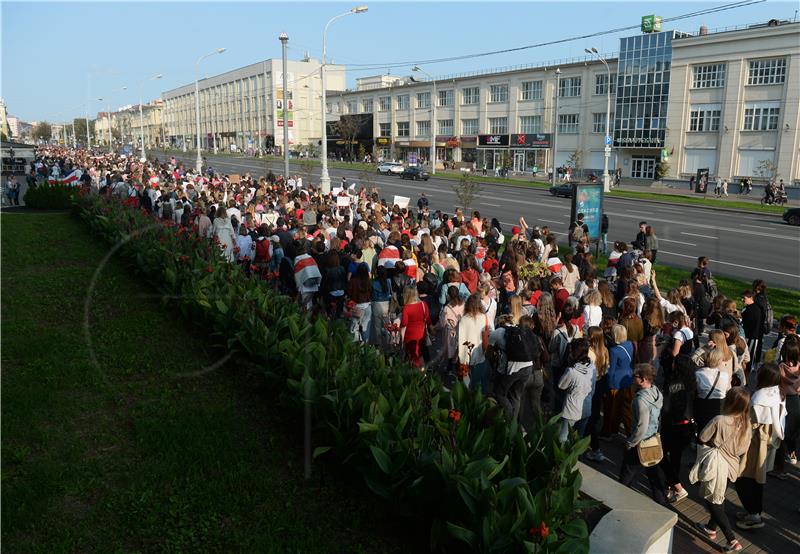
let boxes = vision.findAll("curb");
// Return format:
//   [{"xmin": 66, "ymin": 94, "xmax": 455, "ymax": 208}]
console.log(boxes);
[{"xmin": 155, "ymin": 151, "xmax": 785, "ymax": 217}]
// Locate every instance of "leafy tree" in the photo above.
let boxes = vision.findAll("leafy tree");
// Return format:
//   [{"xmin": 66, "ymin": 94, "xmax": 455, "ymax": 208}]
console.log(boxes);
[
  {"xmin": 656, "ymin": 159, "xmax": 670, "ymax": 180},
  {"xmin": 334, "ymin": 116, "xmax": 361, "ymax": 161},
  {"xmin": 757, "ymin": 159, "xmax": 779, "ymax": 182},
  {"xmin": 567, "ymin": 149, "xmax": 583, "ymax": 173},
  {"xmin": 72, "ymin": 118, "xmax": 96, "ymax": 144},
  {"xmin": 452, "ymin": 172, "xmax": 481, "ymax": 214},
  {"xmin": 32, "ymin": 121, "xmax": 52, "ymax": 141}
]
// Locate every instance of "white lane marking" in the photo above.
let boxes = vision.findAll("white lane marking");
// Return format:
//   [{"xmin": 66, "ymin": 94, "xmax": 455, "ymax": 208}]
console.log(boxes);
[
  {"xmin": 659, "ymin": 238, "xmax": 696, "ymax": 246},
  {"xmin": 540, "ymin": 218, "xmax": 565, "ymax": 225},
  {"xmin": 483, "ymin": 203, "xmax": 502, "ymax": 207},
  {"xmin": 605, "ymin": 210, "xmax": 799, "ymax": 242},
  {"xmin": 659, "ymin": 250, "xmax": 800, "ymax": 280},
  {"xmin": 629, "ymin": 210, "xmax": 654, "ymax": 214},
  {"xmin": 681, "ymin": 232, "xmax": 718, "ymax": 240}
]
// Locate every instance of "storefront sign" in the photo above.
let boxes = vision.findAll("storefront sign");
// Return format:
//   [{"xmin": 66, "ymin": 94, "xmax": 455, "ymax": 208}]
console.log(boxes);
[
  {"xmin": 446, "ymin": 138, "xmax": 460, "ymax": 148},
  {"xmin": 614, "ymin": 136, "xmax": 664, "ymax": 147},
  {"xmin": 641, "ymin": 14, "xmax": 662, "ymax": 33},
  {"xmin": 460, "ymin": 136, "xmax": 477, "ymax": 146},
  {"xmin": 478, "ymin": 134, "xmax": 509, "ymax": 147},
  {"xmin": 571, "ymin": 183, "xmax": 603, "ymax": 241},
  {"xmin": 511, "ymin": 133, "xmax": 551, "ymax": 149},
  {"xmin": 375, "ymin": 137, "xmax": 391, "ymax": 145}
]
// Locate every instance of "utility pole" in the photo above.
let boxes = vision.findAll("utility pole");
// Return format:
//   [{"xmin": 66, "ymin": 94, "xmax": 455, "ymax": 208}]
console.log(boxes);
[
  {"xmin": 280, "ymin": 32, "xmax": 290, "ymax": 181},
  {"xmin": 551, "ymin": 68, "xmax": 561, "ymax": 188}
]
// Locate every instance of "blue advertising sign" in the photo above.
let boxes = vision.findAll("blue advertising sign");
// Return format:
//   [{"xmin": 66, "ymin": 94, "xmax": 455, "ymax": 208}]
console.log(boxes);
[
  {"xmin": 571, "ymin": 183, "xmax": 603, "ymax": 241},
  {"xmin": 408, "ymin": 152, "xmax": 417, "ymax": 165}
]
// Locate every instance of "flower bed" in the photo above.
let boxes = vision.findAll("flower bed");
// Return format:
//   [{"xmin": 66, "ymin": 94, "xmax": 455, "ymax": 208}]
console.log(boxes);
[
  {"xmin": 75, "ymin": 193, "xmax": 591, "ymax": 553},
  {"xmin": 24, "ymin": 182, "xmax": 77, "ymax": 209}
]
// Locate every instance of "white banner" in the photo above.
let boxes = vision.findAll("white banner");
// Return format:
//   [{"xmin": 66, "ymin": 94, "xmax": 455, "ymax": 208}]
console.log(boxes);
[{"xmin": 393, "ymin": 195, "xmax": 410, "ymax": 209}]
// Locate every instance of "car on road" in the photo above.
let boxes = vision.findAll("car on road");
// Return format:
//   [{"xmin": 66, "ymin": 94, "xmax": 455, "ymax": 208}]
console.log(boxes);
[
  {"xmin": 783, "ymin": 207, "xmax": 800, "ymax": 226},
  {"xmin": 549, "ymin": 183, "xmax": 573, "ymax": 198},
  {"xmin": 377, "ymin": 162, "xmax": 404, "ymax": 175},
  {"xmin": 400, "ymin": 166, "xmax": 429, "ymax": 181}
]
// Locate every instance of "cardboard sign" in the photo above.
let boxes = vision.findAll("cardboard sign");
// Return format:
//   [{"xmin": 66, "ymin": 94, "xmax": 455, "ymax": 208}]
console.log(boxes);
[
  {"xmin": 336, "ymin": 196, "xmax": 351, "ymax": 207},
  {"xmin": 332, "ymin": 187, "xmax": 343, "ymax": 196},
  {"xmin": 229, "ymin": 174, "xmax": 241, "ymax": 184},
  {"xmin": 393, "ymin": 195, "xmax": 410, "ymax": 209}
]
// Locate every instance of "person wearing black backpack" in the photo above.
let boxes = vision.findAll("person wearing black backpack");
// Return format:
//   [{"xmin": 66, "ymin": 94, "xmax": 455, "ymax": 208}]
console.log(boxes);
[
  {"xmin": 660, "ymin": 354, "xmax": 697, "ymax": 504},
  {"xmin": 659, "ymin": 311, "xmax": 695, "ymax": 375},
  {"xmin": 491, "ymin": 315, "xmax": 540, "ymax": 421}
]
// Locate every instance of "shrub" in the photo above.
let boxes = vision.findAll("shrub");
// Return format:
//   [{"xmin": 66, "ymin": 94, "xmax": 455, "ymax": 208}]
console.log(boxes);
[
  {"xmin": 75, "ymin": 194, "xmax": 591, "ymax": 553},
  {"xmin": 24, "ymin": 182, "xmax": 77, "ymax": 209}
]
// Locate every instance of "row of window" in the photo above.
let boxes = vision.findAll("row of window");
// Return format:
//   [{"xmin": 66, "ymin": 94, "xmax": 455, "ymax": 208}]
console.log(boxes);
[
  {"xmin": 691, "ymin": 57, "xmax": 786, "ymax": 89},
  {"xmin": 378, "ymin": 113, "xmax": 614, "ymax": 137},
  {"xmin": 688, "ymin": 102, "xmax": 782, "ymax": 132}
]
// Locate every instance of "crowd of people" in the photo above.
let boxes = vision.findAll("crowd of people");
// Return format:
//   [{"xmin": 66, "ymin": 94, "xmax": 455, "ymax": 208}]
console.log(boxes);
[{"xmin": 33, "ymin": 145, "xmax": 799, "ymax": 553}]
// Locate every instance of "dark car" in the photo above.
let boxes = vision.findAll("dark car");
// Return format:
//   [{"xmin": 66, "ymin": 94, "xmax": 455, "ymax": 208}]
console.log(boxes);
[
  {"xmin": 400, "ymin": 166, "xmax": 429, "ymax": 181},
  {"xmin": 783, "ymin": 207, "xmax": 800, "ymax": 226},
  {"xmin": 549, "ymin": 183, "xmax": 573, "ymax": 198}
]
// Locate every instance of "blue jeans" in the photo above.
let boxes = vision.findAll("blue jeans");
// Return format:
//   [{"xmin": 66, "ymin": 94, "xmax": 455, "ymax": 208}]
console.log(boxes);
[
  {"xmin": 559, "ymin": 416, "xmax": 589, "ymax": 443},
  {"xmin": 470, "ymin": 360, "xmax": 490, "ymax": 394}
]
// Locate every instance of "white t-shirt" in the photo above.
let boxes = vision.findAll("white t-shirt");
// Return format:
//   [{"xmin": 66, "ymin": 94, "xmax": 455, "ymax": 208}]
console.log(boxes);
[{"xmin": 696, "ymin": 367, "xmax": 731, "ymax": 400}]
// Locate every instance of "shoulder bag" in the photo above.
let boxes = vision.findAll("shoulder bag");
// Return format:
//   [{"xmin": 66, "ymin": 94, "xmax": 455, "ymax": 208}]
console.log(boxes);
[{"xmin": 637, "ymin": 433, "xmax": 663, "ymax": 467}]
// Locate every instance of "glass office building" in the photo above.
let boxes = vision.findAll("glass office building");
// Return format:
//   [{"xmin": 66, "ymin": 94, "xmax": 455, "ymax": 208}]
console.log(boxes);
[{"xmin": 613, "ymin": 30, "xmax": 688, "ymax": 179}]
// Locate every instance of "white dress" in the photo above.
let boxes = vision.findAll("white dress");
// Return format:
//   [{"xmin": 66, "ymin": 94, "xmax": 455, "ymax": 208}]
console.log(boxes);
[{"xmin": 212, "ymin": 217, "xmax": 236, "ymax": 262}]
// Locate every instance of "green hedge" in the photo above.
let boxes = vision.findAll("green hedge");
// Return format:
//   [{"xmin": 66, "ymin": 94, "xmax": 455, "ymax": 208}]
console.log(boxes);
[
  {"xmin": 24, "ymin": 182, "xmax": 77, "ymax": 209},
  {"xmin": 75, "ymin": 194, "xmax": 591, "ymax": 553}
]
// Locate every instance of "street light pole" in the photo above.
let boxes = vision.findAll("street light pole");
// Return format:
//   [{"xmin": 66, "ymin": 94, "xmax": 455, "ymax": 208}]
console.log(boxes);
[
  {"xmin": 139, "ymin": 73, "xmax": 162, "ymax": 162},
  {"xmin": 587, "ymin": 48, "xmax": 612, "ymax": 192},
  {"xmin": 319, "ymin": 5, "xmax": 369, "ymax": 194},
  {"xmin": 551, "ymin": 68, "xmax": 561, "ymax": 188},
  {"xmin": 195, "ymin": 48, "xmax": 226, "ymax": 173},
  {"xmin": 412, "ymin": 66, "xmax": 437, "ymax": 175},
  {"xmin": 279, "ymin": 33, "xmax": 290, "ymax": 180}
]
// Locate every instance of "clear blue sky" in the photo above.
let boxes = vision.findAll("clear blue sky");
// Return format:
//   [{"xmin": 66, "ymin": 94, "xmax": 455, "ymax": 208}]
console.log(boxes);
[{"xmin": 2, "ymin": 0, "xmax": 794, "ymax": 122}]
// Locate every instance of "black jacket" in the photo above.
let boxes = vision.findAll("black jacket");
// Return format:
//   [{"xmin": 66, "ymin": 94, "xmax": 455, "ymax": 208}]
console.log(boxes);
[{"xmin": 742, "ymin": 303, "xmax": 763, "ymax": 339}]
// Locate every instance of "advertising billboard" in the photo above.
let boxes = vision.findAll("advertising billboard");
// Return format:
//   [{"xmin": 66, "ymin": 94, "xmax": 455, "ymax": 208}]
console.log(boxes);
[{"xmin": 571, "ymin": 183, "xmax": 604, "ymax": 241}]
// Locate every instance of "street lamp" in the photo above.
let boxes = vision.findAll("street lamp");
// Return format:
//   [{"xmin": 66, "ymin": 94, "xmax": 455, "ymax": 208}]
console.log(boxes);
[
  {"xmin": 279, "ymin": 33, "xmax": 290, "ymax": 181},
  {"xmin": 319, "ymin": 5, "xmax": 368, "ymax": 194},
  {"xmin": 195, "ymin": 48, "xmax": 226, "ymax": 172},
  {"xmin": 551, "ymin": 68, "xmax": 560, "ymax": 188},
  {"xmin": 411, "ymin": 65, "xmax": 436, "ymax": 174},
  {"xmin": 139, "ymin": 73, "xmax": 162, "ymax": 162},
  {"xmin": 586, "ymin": 47, "xmax": 612, "ymax": 192},
  {"xmin": 99, "ymin": 85, "xmax": 127, "ymax": 153}
]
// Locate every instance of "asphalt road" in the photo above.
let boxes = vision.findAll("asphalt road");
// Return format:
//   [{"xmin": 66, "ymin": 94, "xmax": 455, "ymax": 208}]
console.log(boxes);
[{"xmin": 155, "ymin": 151, "xmax": 800, "ymax": 290}]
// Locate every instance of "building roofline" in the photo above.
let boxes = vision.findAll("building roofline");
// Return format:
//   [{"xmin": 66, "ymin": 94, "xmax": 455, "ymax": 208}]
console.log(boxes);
[{"xmin": 672, "ymin": 17, "xmax": 799, "ymax": 43}]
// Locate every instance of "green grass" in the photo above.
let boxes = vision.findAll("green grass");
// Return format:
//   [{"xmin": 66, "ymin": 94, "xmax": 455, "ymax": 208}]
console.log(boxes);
[
  {"xmin": 1, "ymin": 212, "xmax": 410, "ymax": 553},
  {"xmin": 605, "ymin": 189, "xmax": 787, "ymax": 214}
]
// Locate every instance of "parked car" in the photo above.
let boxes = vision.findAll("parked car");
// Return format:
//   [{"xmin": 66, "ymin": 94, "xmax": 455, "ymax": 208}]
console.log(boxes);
[
  {"xmin": 783, "ymin": 207, "xmax": 800, "ymax": 226},
  {"xmin": 401, "ymin": 166, "xmax": 429, "ymax": 181},
  {"xmin": 377, "ymin": 162, "xmax": 404, "ymax": 175},
  {"xmin": 549, "ymin": 183, "xmax": 573, "ymax": 198}
]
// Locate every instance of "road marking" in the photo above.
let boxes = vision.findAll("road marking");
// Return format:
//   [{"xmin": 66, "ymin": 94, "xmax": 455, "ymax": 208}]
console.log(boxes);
[
  {"xmin": 659, "ymin": 250, "xmax": 800, "ymax": 280},
  {"xmin": 483, "ymin": 203, "xmax": 502, "ymax": 207},
  {"xmin": 628, "ymin": 210, "xmax": 654, "ymax": 214},
  {"xmin": 659, "ymin": 238, "xmax": 696, "ymax": 246},
  {"xmin": 681, "ymin": 232, "xmax": 718, "ymax": 240},
  {"xmin": 540, "ymin": 218, "xmax": 565, "ymax": 225}
]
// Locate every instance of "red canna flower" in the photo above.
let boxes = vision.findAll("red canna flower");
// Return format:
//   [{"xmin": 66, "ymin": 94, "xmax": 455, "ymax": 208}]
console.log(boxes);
[
  {"xmin": 529, "ymin": 521, "xmax": 549, "ymax": 540},
  {"xmin": 457, "ymin": 363, "xmax": 470, "ymax": 379},
  {"xmin": 206, "ymin": 265, "xmax": 213, "ymax": 273},
  {"xmin": 448, "ymin": 409, "xmax": 461, "ymax": 423}
]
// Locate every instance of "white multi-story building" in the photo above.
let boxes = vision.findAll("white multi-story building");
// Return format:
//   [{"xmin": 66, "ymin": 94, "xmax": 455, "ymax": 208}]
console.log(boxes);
[{"xmin": 161, "ymin": 56, "xmax": 344, "ymax": 153}]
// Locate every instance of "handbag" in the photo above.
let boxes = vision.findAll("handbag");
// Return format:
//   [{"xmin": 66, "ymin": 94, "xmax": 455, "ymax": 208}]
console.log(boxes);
[{"xmin": 637, "ymin": 433, "xmax": 664, "ymax": 467}]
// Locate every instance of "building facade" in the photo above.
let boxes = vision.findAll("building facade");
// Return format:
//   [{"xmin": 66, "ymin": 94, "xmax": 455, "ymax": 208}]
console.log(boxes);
[
  {"xmin": 666, "ymin": 20, "xmax": 800, "ymax": 184},
  {"xmin": 161, "ymin": 57, "xmax": 345, "ymax": 153}
]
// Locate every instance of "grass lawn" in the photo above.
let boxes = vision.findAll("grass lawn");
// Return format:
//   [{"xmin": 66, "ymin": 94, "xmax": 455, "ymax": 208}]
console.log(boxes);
[{"xmin": 1, "ymin": 212, "xmax": 411, "ymax": 553}]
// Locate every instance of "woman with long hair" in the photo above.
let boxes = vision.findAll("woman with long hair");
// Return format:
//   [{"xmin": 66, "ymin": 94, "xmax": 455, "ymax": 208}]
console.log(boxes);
[
  {"xmin": 620, "ymin": 297, "xmax": 644, "ymax": 360},
  {"xmin": 558, "ymin": 338, "xmax": 596, "ymax": 442},
  {"xmin": 548, "ymin": 306, "xmax": 580, "ymax": 414},
  {"xmin": 430, "ymin": 285, "xmax": 465, "ymax": 372},
  {"xmin": 346, "ymin": 264, "xmax": 372, "ymax": 342},
  {"xmin": 773, "ymin": 336, "xmax": 800, "ymax": 476},
  {"xmin": 597, "ymin": 280, "xmax": 617, "ymax": 320},
  {"xmin": 736, "ymin": 364, "xmax": 784, "ymax": 530},
  {"xmin": 695, "ymin": 348, "xmax": 734, "ymax": 433},
  {"xmin": 585, "ymin": 326, "xmax": 610, "ymax": 462},
  {"xmin": 603, "ymin": 324, "xmax": 635, "ymax": 437},
  {"xmin": 639, "ymin": 296, "xmax": 663, "ymax": 363},
  {"xmin": 559, "ymin": 252, "xmax": 580, "ymax": 295},
  {"xmin": 691, "ymin": 387, "xmax": 752, "ymax": 553},
  {"xmin": 582, "ymin": 289, "xmax": 603, "ymax": 334},
  {"xmin": 400, "ymin": 285, "xmax": 431, "ymax": 369},
  {"xmin": 645, "ymin": 225, "xmax": 658, "ymax": 263},
  {"xmin": 457, "ymin": 292, "xmax": 493, "ymax": 392},
  {"xmin": 211, "ymin": 206, "xmax": 236, "ymax": 262},
  {"xmin": 693, "ymin": 329, "xmax": 741, "ymax": 386},
  {"xmin": 535, "ymin": 292, "xmax": 557, "ymax": 341},
  {"xmin": 371, "ymin": 265, "xmax": 394, "ymax": 347},
  {"xmin": 660, "ymin": 354, "xmax": 697, "ymax": 504}
]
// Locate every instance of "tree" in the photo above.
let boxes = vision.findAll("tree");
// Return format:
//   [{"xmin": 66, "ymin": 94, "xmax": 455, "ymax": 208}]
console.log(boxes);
[
  {"xmin": 757, "ymin": 159, "xmax": 779, "ymax": 182},
  {"xmin": 32, "ymin": 121, "xmax": 52, "ymax": 141},
  {"xmin": 72, "ymin": 118, "xmax": 96, "ymax": 144},
  {"xmin": 334, "ymin": 116, "xmax": 361, "ymax": 161},
  {"xmin": 299, "ymin": 157, "xmax": 316, "ymax": 187},
  {"xmin": 452, "ymin": 172, "xmax": 481, "ymax": 214},
  {"xmin": 656, "ymin": 160, "xmax": 670, "ymax": 180},
  {"xmin": 567, "ymin": 149, "xmax": 583, "ymax": 174}
]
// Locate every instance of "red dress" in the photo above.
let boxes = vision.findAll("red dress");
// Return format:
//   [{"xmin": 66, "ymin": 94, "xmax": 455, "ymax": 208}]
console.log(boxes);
[{"xmin": 401, "ymin": 301, "xmax": 430, "ymax": 367}]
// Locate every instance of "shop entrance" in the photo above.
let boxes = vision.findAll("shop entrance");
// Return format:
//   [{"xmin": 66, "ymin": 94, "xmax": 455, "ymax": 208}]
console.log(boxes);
[
  {"xmin": 513, "ymin": 151, "xmax": 526, "ymax": 173},
  {"xmin": 631, "ymin": 156, "xmax": 656, "ymax": 179}
]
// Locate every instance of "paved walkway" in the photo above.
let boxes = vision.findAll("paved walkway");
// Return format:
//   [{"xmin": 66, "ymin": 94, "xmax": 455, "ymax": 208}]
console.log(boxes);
[{"xmin": 585, "ymin": 434, "xmax": 800, "ymax": 553}]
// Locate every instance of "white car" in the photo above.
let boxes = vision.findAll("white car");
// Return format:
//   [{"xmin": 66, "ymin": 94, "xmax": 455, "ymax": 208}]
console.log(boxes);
[{"xmin": 377, "ymin": 162, "xmax": 404, "ymax": 175}]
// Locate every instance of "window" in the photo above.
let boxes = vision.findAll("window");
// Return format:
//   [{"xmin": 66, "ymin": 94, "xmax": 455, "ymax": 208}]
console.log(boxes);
[
  {"xmin": 378, "ymin": 96, "xmax": 391, "ymax": 111},
  {"xmin": 689, "ymin": 104, "xmax": 721, "ymax": 132},
  {"xmin": 692, "ymin": 63, "xmax": 726, "ymax": 89},
  {"xmin": 361, "ymin": 98, "xmax": 373, "ymax": 113},
  {"xmin": 462, "ymin": 86, "xmax": 480, "ymax": 105},
  {"xmin": 489, "ymin": 84, "xmax": 509, "ymax": 103},
  {"xmin": 520, "ymin": 81, "xmax": 543, "ymax": 100},
  {"xmin": 396, "ymin": 121, "xmax": 409, "ymax": 137},
  {"xmin": 557, "ymin": 114, "xmax": 579, "ymax": 133},
  {"xmin": 519, "ymin": 115, "xmax": 542, "ymax": 133},
  {"xmin": 416, "ymin": 120, "xmax": 431, "ymax": 137},
  {"xmin": 438, "ymin": 90, "xmax": 453, "ymax": 107},
  {"xmin": 591, "ymin": 112, "xmax": 613, "ymax": 133},
  {"xmin": 347, "ymin": 100, "xmax": 357, "ymax": 114},
  {"xmin": 461, "ymin": 118, "xmax": 479, "ymax": 135},
  {"xmin": 437, "ymin": 119, "xmax": 454, "ymax": 135},
  {"xmin": 396, "ymin": 94, "xmax": 409, "ymax": 110},
  {"xmin": 747, "ymin": 58, "xmax": 786, "ymax": 85},
  {"xmin": 742, "ymin": 102, "xmax": 780, "ymax": 131},
  {"xmin": 416, "ymin": 92, "xmax": 431, "ymax": 109},
  {"xmin": 558, "ymin": 77, "xmax": 582, "ymax": 97},
  {"xmin": 594, "ymin": 73, "xmax": 617, "ymax": 95},
  {"xmin": 379, "ymin": 122, "xmax": 391, "ymax": 137},
  {"xmin": 488, "ymin": 117, "xmax": 508, "ymax": 134}
]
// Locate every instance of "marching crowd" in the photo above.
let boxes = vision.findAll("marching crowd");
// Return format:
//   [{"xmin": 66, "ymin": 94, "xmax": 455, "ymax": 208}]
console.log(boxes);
[{"xmin": 33, "ymin": 145, "xmax": 799, "ymax": 553}]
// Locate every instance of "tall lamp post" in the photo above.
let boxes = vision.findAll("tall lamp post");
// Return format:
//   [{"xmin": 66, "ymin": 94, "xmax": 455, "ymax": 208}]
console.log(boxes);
[
  {"xmin": 195, "ymin": 48, "xmax": 226, "ymax": 172},
  {"xmin": 551, "ymin": 68, "xmax": 561, "ymax": 188},
  {"xmin": 586, "ymin": 48, "xmax": 612, "ymax": 192},
  {"xmin": 411, "ymin": 65, "xmax": 436, "ymax": 174},
  {"xmin": 279, "ymin": 33, "xmax": 290, "ymax": 180},
  {"xmin": 319, "ymin": 5, "xmax": 368, "ymax": 194},
  {"xmin": 138, "ymin": 73, "xmax": 162, "ymax": 162},
  {"xmin": 98, "ymin": 85, "xmax": 127, "ymax": 153}
]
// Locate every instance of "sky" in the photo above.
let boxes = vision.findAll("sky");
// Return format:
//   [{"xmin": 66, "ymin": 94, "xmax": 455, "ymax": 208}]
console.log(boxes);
[{"xmin": 2, "ymin": 0, "xmax": 796, "ymax": 122}]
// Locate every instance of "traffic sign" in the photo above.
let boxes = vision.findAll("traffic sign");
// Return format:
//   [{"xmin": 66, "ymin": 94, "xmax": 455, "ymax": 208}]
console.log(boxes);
[
  {"xmin": 604, "ymin": 135, "xmax": 612, "ymax": 146},
  {"xmin": 604, "ymin": 146, "xmax": 612, "ymax": 154}
]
